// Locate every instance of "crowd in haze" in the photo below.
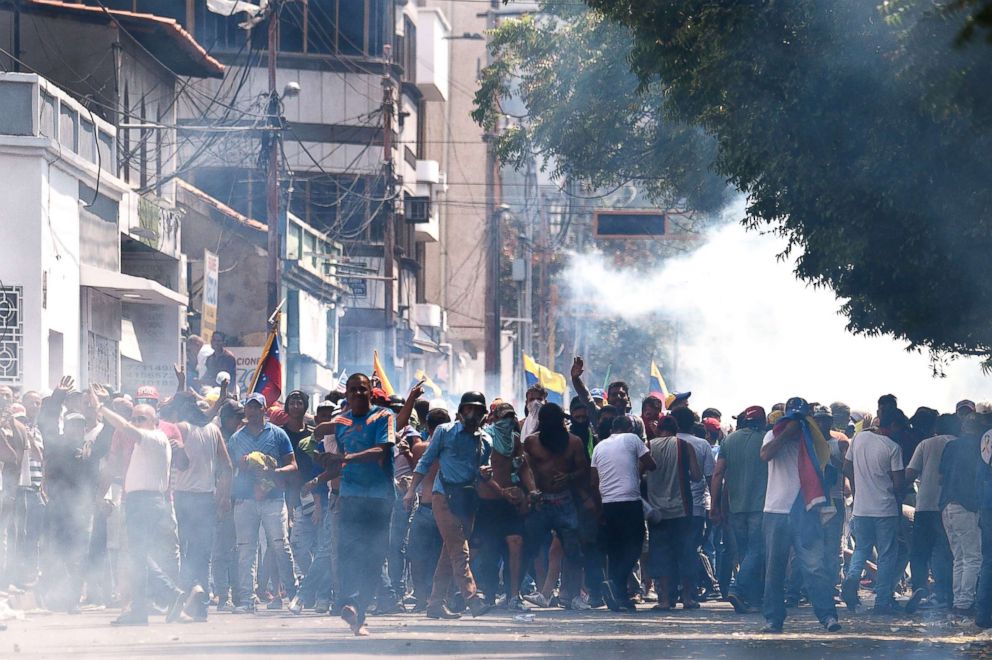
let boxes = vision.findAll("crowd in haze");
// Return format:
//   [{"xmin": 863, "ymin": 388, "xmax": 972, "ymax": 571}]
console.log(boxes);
[{"xmin": 1, "ymin": 354, "xmax": 992, "ymax": 637}]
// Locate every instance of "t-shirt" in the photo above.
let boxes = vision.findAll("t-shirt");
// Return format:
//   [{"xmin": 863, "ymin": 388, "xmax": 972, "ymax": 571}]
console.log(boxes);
[
  {"xmin": 907, "ymin": 434, "xmax": 954, "ymax": 512},
  {"xmin": 763, "ymin": 429, "xmax": 801, "ymax": 514},
  {"xmin": 284, "ymin": 425, "xmax": 319, "ymax": 481},
  {"xmin": 939, "ymin": 434, "xmax": 982, "ymax": 511},
  {"xmin": 124, "ymin": 429, "xmax": 172, "ymax": 494},
  {"xmin": 591, "ymin": 432, "xmax": 647, "ymax": 504},
  {"xmin": 719, "ymin": 428, "xmax": 767, "ymax": 514},
  {"xmin": 678, "ymin": 432, "xmax": 715, "ymax": 516},
  {"xmin": 173, "ymin": 423, "xmax": 223, "ymax": 494},
  {"xmin": 644, "ymin": 436, "xmax": 688, "ymax": 519},
  {"xmin": 846, "ymin": 430, "xmax": 904, "ymax": 517},
  {"xmin": 333, "ymin": 406, "xmax": 396, "ymax": 500},
  {"xmin": 228, "ymin": 422, "xmax": 294, "ymax": 500}
]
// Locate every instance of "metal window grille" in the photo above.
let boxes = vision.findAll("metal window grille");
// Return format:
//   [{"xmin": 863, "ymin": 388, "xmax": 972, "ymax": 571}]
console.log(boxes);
[{"xmin": 0, "ymin": 286, "xmax": 23, "ymax": 384}]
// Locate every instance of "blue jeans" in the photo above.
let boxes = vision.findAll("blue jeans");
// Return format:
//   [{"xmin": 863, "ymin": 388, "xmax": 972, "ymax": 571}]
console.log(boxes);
[
  {"xmin": 379, "ymin": 493, "xmax": 411, "ymax": 604},
  {"xmin": 291, "ymin": 504, "xmax": 319, "ymax": 579},
  {"xmin": 524, "ymin": 492, "xmax": 583, "ymax": 600},
  {"xmin": 338, "ymin": 496, "xmax": 392, "ymax": 623},
  {"xmin": 233, "ymin": 498, "xmax": 297, "ymax": 604},
  {"xmin": 124, "ymin": 491, "xmax": 181, "ymax": 618},
  {"xmin": 843, "ymin": 515, "xmax": 899, "ymax": 608},
  {"xmin": 407, "ymin": 503, "xmax": 442, "ymax": 606},
  {"xmin": 174, "ymin": 491, "xmax": 215, "ymax": 592},
  {"xmin": 211, "ymin": 508, "xmax": 237, "ymax": 603},
  {"xmin": 730, "ymin": 511, "xmax": 765, "ymax": 606},
  {"xmin": 14, "ymin": 489, "xmax": 45, "ymax": 586},
  {"xmin": 296, "ymin": 498, "xmax": 335, "ymax": 606},
  {"xmin": 763, "ymin": 497, "xmax": 839, "ymax": 626}
]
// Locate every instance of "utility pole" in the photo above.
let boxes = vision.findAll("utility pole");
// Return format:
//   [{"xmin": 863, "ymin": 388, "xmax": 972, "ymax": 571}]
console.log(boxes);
[
  {"xmin": 381, "ymin": 45, "xmax": 396, "ymax": 369},
  {"xmin": 484, "ymin": 142, "xmax": 502, "ymax": 395},
  {"xmin": 265, "ymin": 1, "xmax": 281, "ymax": 315}
]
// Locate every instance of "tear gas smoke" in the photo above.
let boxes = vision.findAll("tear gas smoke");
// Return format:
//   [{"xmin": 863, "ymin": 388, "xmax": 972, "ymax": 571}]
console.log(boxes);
[{"xmin": 564, "ymin": 198, "xmax": 992, "ymax": 415}]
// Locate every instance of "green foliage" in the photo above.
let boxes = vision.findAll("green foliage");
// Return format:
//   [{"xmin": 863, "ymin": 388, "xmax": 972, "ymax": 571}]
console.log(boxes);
[
  {"xmin": 473, "ymin": 9, "xmax": 731, "ymax": 214},
  {"xmin": 566, "ymin": 0, "xmax": 992, "ymax": 363}
]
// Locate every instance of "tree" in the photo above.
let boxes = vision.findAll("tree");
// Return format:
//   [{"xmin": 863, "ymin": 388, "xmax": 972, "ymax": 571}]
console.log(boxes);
[
  {"xmin": 486, "ymin": 0, "xmax": 992, "ymax": 366},
  {"xmin": 473, "ymin": 9, "xmax": 731, "ymax": 215}
]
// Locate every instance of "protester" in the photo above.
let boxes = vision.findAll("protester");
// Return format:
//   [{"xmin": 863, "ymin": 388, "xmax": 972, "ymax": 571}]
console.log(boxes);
[
  {"xmin": 406, "ymin": 391, "xmax": 496, "ymax": 619},
  {"xmin": 711, "ymin": 405, "xmax": 767, "ymax": 614},
  {"xmin": 759, "ymin": 397, "xmax": 841, "ymax": 633}
]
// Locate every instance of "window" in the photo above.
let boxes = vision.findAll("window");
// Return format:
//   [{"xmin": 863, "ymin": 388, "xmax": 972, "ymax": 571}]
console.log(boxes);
[
  {"xmin": 194, "ymin": 2, "xmax": 247, "ymax": 51},
  {"xmin": 279, "ymin": 1, "xmax": 305, "ymax": 53},
  {"xmin": 0, "ymin": 287, "xmax": 23, "ymax": 384},
  {"xmin": 402, "ymin": 16, "xmax": 416, "ymax": 82},
  {"xmin": 276, "ymin": 0, "xmax": 392, "ymax": 57}
]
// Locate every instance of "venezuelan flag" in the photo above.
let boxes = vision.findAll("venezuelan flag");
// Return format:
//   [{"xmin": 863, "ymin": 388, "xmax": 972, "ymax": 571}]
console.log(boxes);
[
  {"xmin": 415, "ymin": 369, "xmax": 443, "ymax": 400},
  {"xmin": 649, "ymin": 360, "xmax": 671, "ymax": 401},
  {"xmin": 373, "ymin": 350, "xmax": 395, "ymax": 396},
  {"xmin": 249, "ymin": 319, "xmax": 283, "ymax": 406},
  {"xmin": 523, "ymin": 353, "xmax": 567, "ymax": 406}
]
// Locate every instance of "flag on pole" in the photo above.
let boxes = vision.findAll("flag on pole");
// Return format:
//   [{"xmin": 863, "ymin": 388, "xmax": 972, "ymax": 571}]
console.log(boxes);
[
  {"xmin": 373, "ymin": 350, "xmax": 395, "ymax": 397},
  {"xmin": 523, "ymin": 353, "xmax": 567, "ymax": 406},
  {"xmin": 334, "ymin": 369, "xmax": 348, "ymax": 394},
  {"xmin": 601, "ymin": 363, "xmax": 612, "ymax": 395},
  {"xmin": 649, "ymin": 360, "xmax": 671, "ymax": 401},
  {"xmin": 415, "ymin": 369, "xmax": 443, "ymax": 400},
  {"xmin": 249, "ymin": 311, "xmax": 283, "ymax": 406}
]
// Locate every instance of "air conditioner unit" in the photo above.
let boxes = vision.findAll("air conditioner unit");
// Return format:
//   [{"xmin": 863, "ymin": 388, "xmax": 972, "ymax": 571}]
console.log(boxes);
[{"xmin": 404, "ymin": 195, "xmax": 431, "ymax": 224}]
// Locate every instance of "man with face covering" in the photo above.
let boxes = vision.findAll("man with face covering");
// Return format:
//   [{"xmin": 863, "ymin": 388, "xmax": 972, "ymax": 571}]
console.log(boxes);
[
  {"xmin": 520, "ymin": 385, "xmax": 547, "ymax": 442},
  {"xmin": 570, "ymin": 357, "xmax": 646, "ymax": 440},
  {"xmin": 521, "ymin": 403, "xmax": 593, "ymax": 610},
  {"xmin": 406, "ymin": 391, "xmax": 497, "ymax": 619},
  {"xmin": 473, "ymin": 402, "xmax": 537, "ymax": 610}
]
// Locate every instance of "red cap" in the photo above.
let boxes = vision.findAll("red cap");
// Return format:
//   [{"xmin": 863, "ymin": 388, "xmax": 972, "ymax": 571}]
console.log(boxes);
[
  {"xmin": 737, "ymin": 405, "xmax": 766, "ymax": 422},
  {"xmin": 703, "ymin": 417, "xmax": 722, "ymax": 433},
  {"xmin": 371, "ymin": 387, "xmax": 389, "ymax": 402},
  {"xmin": 136, "ymin": 385, "xmax": 160, "ymax": 401}
]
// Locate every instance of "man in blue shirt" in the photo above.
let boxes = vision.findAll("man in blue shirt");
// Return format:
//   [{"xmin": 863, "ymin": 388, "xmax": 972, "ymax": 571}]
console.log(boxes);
[
  {"xmin": 227, "ymin": 393, "xmax": 298, "ymax": 613},
  {"xmin": 406, "ymin": 391, "xmax": 496, "ymax": 620},
  {"xmin": 318, "ymin": 373, "xmax": 395, "ymax": 637}
]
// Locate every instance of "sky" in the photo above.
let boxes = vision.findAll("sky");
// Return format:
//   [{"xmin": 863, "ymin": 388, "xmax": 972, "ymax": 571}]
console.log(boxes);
[{"xmin": 563, "ymin": 199, "xmax": 992, "ymax": 416}]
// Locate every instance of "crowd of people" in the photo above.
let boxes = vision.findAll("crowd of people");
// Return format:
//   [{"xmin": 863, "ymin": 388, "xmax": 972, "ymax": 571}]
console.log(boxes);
[{"xmin": 2, "ymin": 355, "xmax": 992, "ymax": 637}]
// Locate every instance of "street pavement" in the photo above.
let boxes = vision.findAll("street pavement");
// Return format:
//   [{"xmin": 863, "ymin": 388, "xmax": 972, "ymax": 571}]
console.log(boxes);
[{"xmin": 2, "ymin": 600, "xmax": 990, "ymax": 659}]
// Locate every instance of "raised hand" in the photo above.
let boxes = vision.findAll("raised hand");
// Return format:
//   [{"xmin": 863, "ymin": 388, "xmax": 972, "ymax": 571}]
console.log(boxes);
[
  {"xmin": 570, "ymin": 356, "xmax": 584, "ymax": 381},
  {"xmin": 56, "ymin": 375, "xmax": 76, "ymax": 395}
]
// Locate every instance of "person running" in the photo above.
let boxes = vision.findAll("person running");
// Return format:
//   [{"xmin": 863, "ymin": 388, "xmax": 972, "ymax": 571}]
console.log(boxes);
[
  {"xmin": 406, "ymin": 391, "xmax": 496, "ymax": 619},
  {"xmin": 521, "ymin": 403, "xmax": 592, "ymax": 611},
  {"xmin": 591, "ymin": 415, "xmax": 656, "ymax": 611},
  {"xmin": 711, "ymin": 405, "xmax": 768, "ymax": 614},
  {"xmin": 759, "ymin": 397, "xmax": 841, "ymax": 633},
  {"xmin": 644, "ymin": 415, "xmax": 702, "ymax": 610}
]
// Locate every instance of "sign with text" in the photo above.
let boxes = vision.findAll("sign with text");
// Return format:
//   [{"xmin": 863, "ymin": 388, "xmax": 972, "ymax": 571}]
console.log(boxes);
[
  {"xmin": 228, "ymin": 346, "xmax": 265, "ymax": 396},
  {"xmin": 202, "ymin": 250, "xmax": 219, "ymax": 343}
]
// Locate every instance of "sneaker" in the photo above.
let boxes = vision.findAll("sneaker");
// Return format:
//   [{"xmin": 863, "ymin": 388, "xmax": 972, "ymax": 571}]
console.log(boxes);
[
  {"xmin": 602, "ymin": 581, "xmax": 621, "ymax": 613},
  {"xmin": 288, "ymin": 596, "xmax": 304, "ymax": 615},
  {"xmin": 216, "ymin": 600, "xmax": 235, "ymax": 612},
  {"xmin": 727, "ymin": 593, "xmax": 753, "ymax": 615},
  {"xmin": 232, "ymin": 604, "xmax": 256, "ymax": 614},
  {"xmin": 824, "ymin": 616, "xmax": 842, "ymax": 632},
  {"xmin": 568, "ymin": 596, "xmax": 592, "ymax": 611},
  {"xmin": 314, "ymin": 600, "xmax": 330, "ymax": 614},
  {"xmin": 425, "ymin": 605, "xmax": 461, "ymax": 620},
  {"xmin": 904, "ymin": 588, "xmax": 927, "ymax": 614},
  {"xmin": 266, "ymin": 597, "xmax": 284, "ymax": 610},
  {"xmin": 508, "ymin": 596, "xmax": 529, "ymax": 611},
  {"xmin": 111, "ymin": 611, "xmax": 149, "ymax": 626},
  {"xmin": 184, "ymin": 586, "xmax": 208, "ymax": 622},
  {"xmin": 467, "ymin": 596, "xmax": 492, "ymax": 617},
  {"xmin": 523, "ymin": 592, "xmax": 550, "ymax": 608},
  {"xmin": 643, "ymin": 588, "xmax": 658, "ymax": 603}
]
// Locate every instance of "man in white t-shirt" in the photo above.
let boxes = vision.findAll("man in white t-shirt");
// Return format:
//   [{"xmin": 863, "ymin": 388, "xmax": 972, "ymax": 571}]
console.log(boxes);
[
  {"xmin": 590, "ymin": 416, "xmax": 655, "ymax": 611},
  {"xmin": 760, "ymin": 397, "xmax": 841, "ymax": 634},
  {"xmin": 841, "ymin": 407, "xmax": 906, "ymax": 614},
  {"xmin": 91, "ymin": 385, "xmax": 187, "ymax": 626}
]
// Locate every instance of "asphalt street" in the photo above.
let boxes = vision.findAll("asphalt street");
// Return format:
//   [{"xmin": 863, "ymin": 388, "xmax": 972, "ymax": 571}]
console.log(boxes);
[{"xmin": 2, "ymin": 600, "xmax": 990, "ymax": 659}]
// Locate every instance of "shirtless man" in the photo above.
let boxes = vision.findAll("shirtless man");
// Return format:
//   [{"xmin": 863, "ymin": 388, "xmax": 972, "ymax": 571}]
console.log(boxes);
[
  {"xmin": 522, "ymin": 402, "xmax": 592, "ymax": 610},
  {"xmin": 474, "ymin": 403, "xmax": 537, "ymax": 609}
]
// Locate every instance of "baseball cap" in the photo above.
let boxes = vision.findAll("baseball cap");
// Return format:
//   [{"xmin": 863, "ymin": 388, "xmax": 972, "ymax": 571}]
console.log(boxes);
[
  {"xmin": 784, "ymin": 396, "xmax": 810, "ymax": 418},
  {"xmin": 243, "ymin": 393, "xmax": 266, "ymax": 408},
  {"xmin": 9, "ymin": 403, "xmax": 26, "ymax": 419},
  {"xmin": 734, "ymin": 405, "xmax": 766, "ymax": 423},
  {"xmin": 664, "ymin": 391, "xmax": 691, "ymax": 409},
  {"xmin": 767, "ymin": 410, "xmax": 785, "ymax": 426},
  {"xmin": 590, "ymin": 388, "xmax": 606, "ymax": 400},
  {"xmin": 492, "ymin": 402, "xmax": 516, "ymax": 420},
  {"xmin": 957, "ymin": 399, "xmax": 977, "ymax": 413},
  {"xmin": 702, "ymin": 417, "xmax": 721, "ymax": 434},
  {"xmin": 813, "ymin": 406, "xmax": 833, "ymax": 420},
  {"xmin": 136, "ymin": 385, "xmax": 160, "ymax": 401},
  {"xmin": 64, "ymin": 412, "xmax": 86, "ymax": 424}
]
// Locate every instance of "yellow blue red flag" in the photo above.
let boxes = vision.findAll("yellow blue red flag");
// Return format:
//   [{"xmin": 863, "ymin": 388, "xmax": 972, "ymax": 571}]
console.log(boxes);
[{"xmin": 523, "ymin": 353, "xmax": 567, "ymax": 406}]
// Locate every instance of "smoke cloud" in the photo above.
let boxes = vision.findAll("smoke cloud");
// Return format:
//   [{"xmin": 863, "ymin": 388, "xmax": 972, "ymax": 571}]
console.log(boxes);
[{"xmin": 563, "ymin": 198, "xmax": 992, "ymax": 415}]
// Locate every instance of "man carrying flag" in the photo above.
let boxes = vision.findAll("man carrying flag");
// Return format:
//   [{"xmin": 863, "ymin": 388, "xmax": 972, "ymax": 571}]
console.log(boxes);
[{"xmin": 759, "ymin": 397, "xmax": 841, "ymax": 634}]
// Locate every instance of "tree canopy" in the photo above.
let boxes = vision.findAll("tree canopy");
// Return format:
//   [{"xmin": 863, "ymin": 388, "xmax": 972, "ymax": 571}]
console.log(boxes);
[{"xmin": 478, "ymin": 0, "xmax": 992, "ymax": 366}]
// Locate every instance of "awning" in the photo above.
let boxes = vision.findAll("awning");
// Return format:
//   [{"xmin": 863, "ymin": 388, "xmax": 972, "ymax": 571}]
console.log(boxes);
[{"xmin": 80, "ymin": 264, "xmax": 188, "ymax": 307}]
